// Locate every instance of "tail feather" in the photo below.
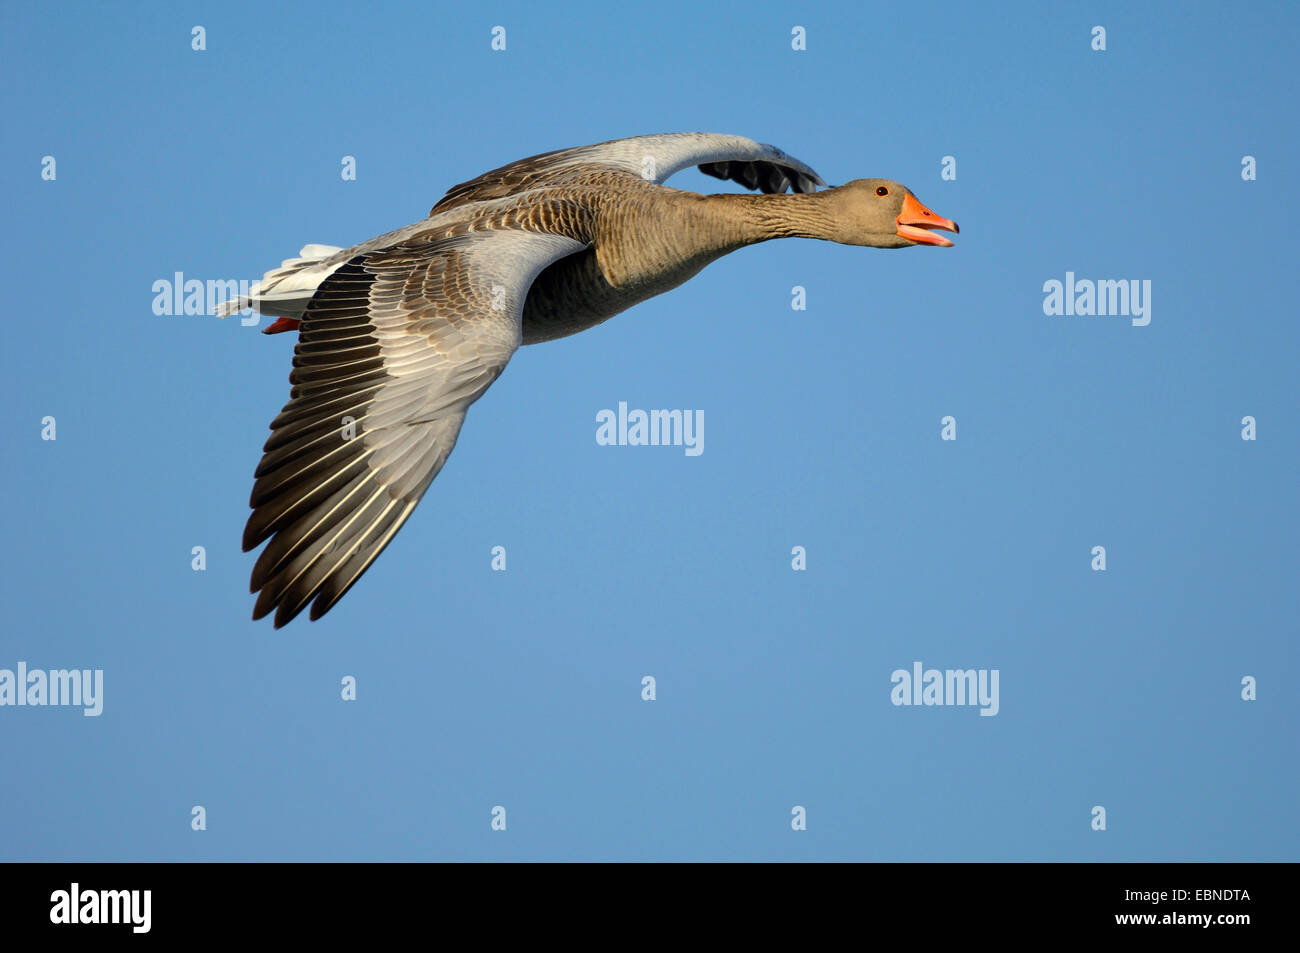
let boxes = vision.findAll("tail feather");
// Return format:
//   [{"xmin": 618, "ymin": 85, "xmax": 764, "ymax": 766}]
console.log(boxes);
[{"xmin": 213, "ymin": 244, "xmax": 345, "ymax": 319}]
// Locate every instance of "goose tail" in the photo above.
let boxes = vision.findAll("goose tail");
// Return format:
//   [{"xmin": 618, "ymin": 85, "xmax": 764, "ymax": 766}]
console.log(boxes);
[{"xmin": 214, "ymin": 243, "xmax": 346, "ymax": 319}]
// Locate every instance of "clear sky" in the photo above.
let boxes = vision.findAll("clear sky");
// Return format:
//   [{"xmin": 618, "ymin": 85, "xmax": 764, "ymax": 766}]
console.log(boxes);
[{"xmin": 1, "ymin": 0, "xmax": 1295, "ymax": 861}]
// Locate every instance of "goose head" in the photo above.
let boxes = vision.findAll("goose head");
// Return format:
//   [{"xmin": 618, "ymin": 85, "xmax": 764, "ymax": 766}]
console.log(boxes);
[{"xmin": 822, "ymin": 179, "xmax": 959, "ymax": 248}]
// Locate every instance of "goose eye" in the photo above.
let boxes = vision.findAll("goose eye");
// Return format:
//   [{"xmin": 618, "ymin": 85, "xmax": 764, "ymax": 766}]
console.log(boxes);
[{"xmin": 875, "ymin": 186, "xmax": 889, "ymax": 196}]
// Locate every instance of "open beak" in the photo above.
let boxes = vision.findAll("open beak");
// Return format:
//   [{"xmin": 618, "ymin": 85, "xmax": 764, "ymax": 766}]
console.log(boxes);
[{"xmin": 896, "ymin": 192, "xmax": 959, "ymax": 247}]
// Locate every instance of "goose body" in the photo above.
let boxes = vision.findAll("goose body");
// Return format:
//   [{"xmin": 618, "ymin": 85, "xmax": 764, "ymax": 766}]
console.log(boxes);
[{"xmin": 222, "ymin": 133, "xmax": 959, "ymax": 626}]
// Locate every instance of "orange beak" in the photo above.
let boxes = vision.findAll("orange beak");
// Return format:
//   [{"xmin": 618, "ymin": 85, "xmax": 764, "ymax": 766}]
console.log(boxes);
[{"xmin": 896, "ymin": 192, "xmax": 959, "ymax": 247}]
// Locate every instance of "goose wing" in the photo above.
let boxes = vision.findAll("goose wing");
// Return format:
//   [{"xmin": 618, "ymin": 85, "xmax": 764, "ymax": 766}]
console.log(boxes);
[
  {"xmin": 431, "ymin": 132, "xmax": 825, "ymax": 214},
  {"xmin": 245, "ymin": 229, "xmax": 586, "ymax": 627}
]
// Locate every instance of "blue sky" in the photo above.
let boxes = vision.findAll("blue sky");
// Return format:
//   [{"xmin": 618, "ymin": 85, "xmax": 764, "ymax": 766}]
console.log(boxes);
[{"xmin": 1, "ymin": 0, "xmax": 1295, "ymax": 860}]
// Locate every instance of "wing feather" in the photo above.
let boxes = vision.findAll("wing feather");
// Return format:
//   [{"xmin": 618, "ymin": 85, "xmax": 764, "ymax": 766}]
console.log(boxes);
[
  {"xmin": 430, "ymin": 133, "xmax": 825, "ymax": 214},
  {"xmin": 246, "ymin": 230, "xmax": 586, "ymax": 626}
]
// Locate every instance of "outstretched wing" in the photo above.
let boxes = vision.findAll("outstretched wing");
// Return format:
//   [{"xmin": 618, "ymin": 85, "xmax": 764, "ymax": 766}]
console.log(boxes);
[
  {"xmin": 245, "ymin": 229, "xmax": 586, "ymax": 627},
  {"xmin": 431, "ymin": 132, "xmax": 825, "ymax": 214}
]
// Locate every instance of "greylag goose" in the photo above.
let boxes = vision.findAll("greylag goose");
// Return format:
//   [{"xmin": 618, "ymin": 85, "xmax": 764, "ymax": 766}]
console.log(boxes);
[{"xmin": 220, "ymin": 133, "xmax": 959, "ymax": 626}]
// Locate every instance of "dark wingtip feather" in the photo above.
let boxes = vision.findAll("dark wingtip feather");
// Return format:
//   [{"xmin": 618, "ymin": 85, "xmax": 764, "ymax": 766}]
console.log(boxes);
[
  {"xmin": 699, "ymin": 159, "xmax": 820, "ymax": 196},
  {"xmin": 698, "ymin": 161, "xmax": 731, "ymax": 181},
  {"xmin": 792, "ymin": 172, "xmax": 821, "ymax": 193},
  {"xmin": 252, "ymin": 593, "xmax": 274, "ymax": 619},
  {"xmin": 308, "ymin": 596, "xmax": 333, "ymax": 623},
  {"xmin": 242, "ymin": 521, "xmax": 262, "ymax": 554},
  {"xmin": 273, "ymin": 598, "xmax": 308, "ymax": 629}
]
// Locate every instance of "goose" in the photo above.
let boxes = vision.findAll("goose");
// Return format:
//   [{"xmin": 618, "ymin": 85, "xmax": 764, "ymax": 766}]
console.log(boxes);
[{"xmin": 219, "ymin": 133, "xmax": 959, "ymax": 627}]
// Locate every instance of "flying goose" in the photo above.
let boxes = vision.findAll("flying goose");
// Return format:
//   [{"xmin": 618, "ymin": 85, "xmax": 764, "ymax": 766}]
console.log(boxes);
[{"xmin": 219, "ymin": 133, "xmax": 959, "ymax": 626}]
